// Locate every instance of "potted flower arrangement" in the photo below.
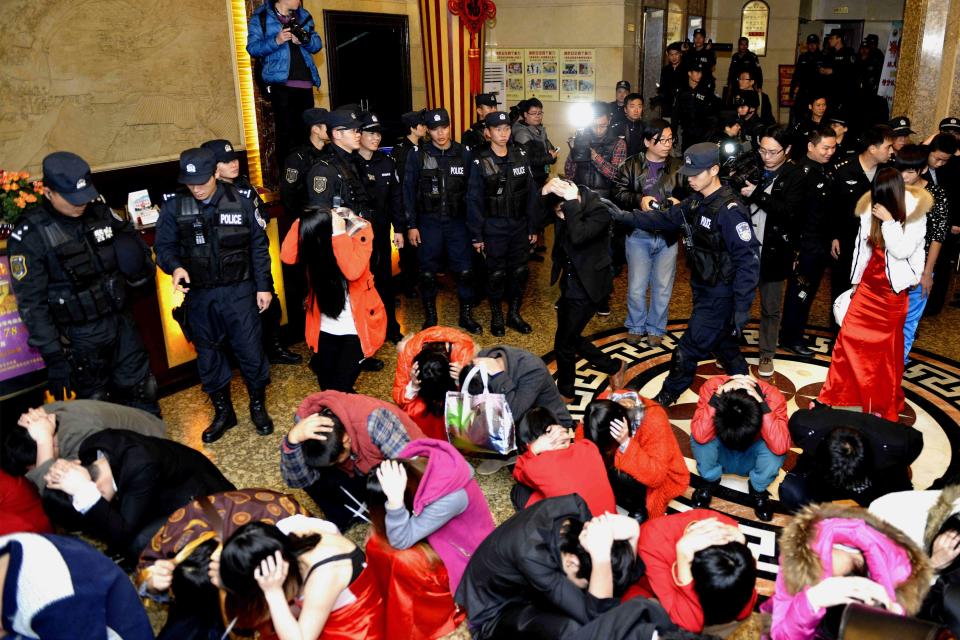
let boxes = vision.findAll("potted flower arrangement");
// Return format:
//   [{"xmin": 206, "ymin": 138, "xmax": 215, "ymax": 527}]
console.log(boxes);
[{"xmin": 1, "ymin": 170, "xmax": 43, "ymax": 241}]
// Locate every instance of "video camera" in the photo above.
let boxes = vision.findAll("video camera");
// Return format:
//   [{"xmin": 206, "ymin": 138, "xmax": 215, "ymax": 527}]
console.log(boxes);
[
  {"xmin": 286, "ymin": 14, "xmax": 310, "ymax": 43},
  {"xmin": 718, "ymin": 138, "xmax": 761, "ymax": 191}
]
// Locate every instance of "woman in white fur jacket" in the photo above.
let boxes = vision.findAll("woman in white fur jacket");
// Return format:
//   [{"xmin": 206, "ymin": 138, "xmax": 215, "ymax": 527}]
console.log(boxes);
[{"xmin": 817, "ymin": 167, "xmax": 933, "ymax": 422}]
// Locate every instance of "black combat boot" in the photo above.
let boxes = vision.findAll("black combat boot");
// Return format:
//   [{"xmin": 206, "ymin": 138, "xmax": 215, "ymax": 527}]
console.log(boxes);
[
  {"xmin": 490, "ymin": 299, "xmax": 506, "ymax": 336},
  {"xmin": 458, "ymin": 300, "xmax": 483, "ymax": 335},
  {"xmin": 421, "ymin": 296, "xmax": 439, "ymax": 329},
  {"xmin": 202, "ymin": 387, "xmax": 238, "ymax": 444},
  {"xmin": 248, "ymin": 387, "xmax": 274, "ymax": 436},
  {"xmin": 506, "ymin": 298, "xmax": 533, "ymax": 334},
  {"xmin": 266, "ymin": 333, "xmax": 303, "ymax": 365}
]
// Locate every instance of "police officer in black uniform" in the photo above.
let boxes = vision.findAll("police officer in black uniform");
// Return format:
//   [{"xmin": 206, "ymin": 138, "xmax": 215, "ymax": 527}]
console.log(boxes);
[
  {"xmin": 734, "ymin": 91, "xmax": 765, "ymax": 150},
  {"xmin": 462, "ymin": 93, "xmax": 499, "ymax": 151},
  {"xmin": 780, "ymin": 125, "xmax": 838, "ymax": 355},
  {"xmin": 155, "ymin": 148, "xmax": 274, "ymax": 442},
  {"xmin": 790, "ymin": 34, "xmax": 825, "ymax": 124},
  {"xmin": 608, "ymin": 143, "xmax": 760, "ymax": 406},
  {"xmin": 201, "ymin": 138, "xmax": 302, "ymax": 366},
  {"xmin": 857, "ymin": 34, "xmax": 885, "ymax": 96},
  {"xmin": 390, "ymin": 109, "xmax": 427, "ymax": 298},
  {"xmin": 356, "ymin": 110, "xmax": 404, "ymax": 343},
  {"xmin": 674, "ymin": 62, "xmax": 721, "ymax": 150},
  {"xmin": 280, "ymin": 108, "xmax": 329, "ymax": 216},
  {"xmin": 7, "ymin": 152, "xmax": 160, "ymax": 415},
  {"xmin": 821, "ymin": 29, "xmax": 857, "ymax": 116},
  {"xmin": 682, "ymin": 29, "xmax": 717, "ymax": 93},
  {"xmin": 726, "ymin": 37, "xmax": 763, "ymax": 97},
  {"xmin": 403, "ymin": 107, "xmax": 482, "ymax": 334},
  {"xmin": 466, "ymin": 111, "xmax": 540, "ymax": 336}
]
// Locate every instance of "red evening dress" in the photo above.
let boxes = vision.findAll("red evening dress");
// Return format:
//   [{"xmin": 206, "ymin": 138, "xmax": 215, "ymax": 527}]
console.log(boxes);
[{"xmin": 818, "ymin": 246, "xmax": 908, "ymax": 422}]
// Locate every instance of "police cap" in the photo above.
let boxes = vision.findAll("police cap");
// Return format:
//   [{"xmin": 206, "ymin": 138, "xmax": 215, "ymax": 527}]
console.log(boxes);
[
  {"xmin": 359, "ymin": 111, "xmax": 382, "ymax": 133},
  {"xmin": 483, "ymin": 111, "xmax": 511, "ymax": 127},
  {"xmin": 827, "ymin": 115, "xmax": 848, "ymax": 127},
  {"xmin": 734, "ymin": 91, "xmax": 759, "ymax": 109},
  {"xmin": 42, "ymin": 151, "xmax": 99, "ymax": 205},
  {"xmin": 401, "ymin": 109, "xmax": 426, "ymax": 129},
  {"xmin": 327, "ymin": 109, "xmax": 361, "ymax": 131},
  {"xmin": 888, "ymin": 116, "xmax": 915, "ymax": 136},
  {"xmin": 178, "ymin": 148, "xmax": 216, "ymax": 185},
  {"xmin": 865, "ymin": 34, "xmax": 879, "ymax": 45},
  {"xmin": 719, "ymin": 110, "xmax": 740, "ymax": 127},
  {"xmin": 938, "ymin": 117, "xmax": 960, "ymax": 132},
  {"xmin": 475, "ymin": 93, "xmax": 499, "ymax": 108},
  {"xmin": 693, "ymin": 28, "xmax": 706, "ymax": 37},
  {"xmin": 679, "ymin": 142, "xmax": 720, "ymax": 176},
  {"xmin": 200, "ymin": 139, "xmax": 240, "ymax": 164},
  {"xmin": 828, "ymin": 28, "xmax": 844, "ymax": 38},
  {"xmin": 616, "ymin": 80, "xmax": 631, "ymax": 91},
  {"xmin": 806, "ymin": 34, "xmax": 820, "ymax": 44},
  {"xmin": 425, "ymin": 108, "xmax": 451, "ymax": 129},
  {"xmin": 302, "ymin": 108, "xmax": 329, "ymax": 127},
  {"xmin": 687, "ymin": 61, "xmax": 705, "ymax": 73}
]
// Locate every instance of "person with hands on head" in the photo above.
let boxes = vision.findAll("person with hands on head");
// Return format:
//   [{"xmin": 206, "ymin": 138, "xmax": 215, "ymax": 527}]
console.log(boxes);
[
  {"xmin": 392, "ymin": 326, "xmax": 476, "ymax": 439},
  {"xmin": 624, "ymin": 509, "xmax": 757, "ymax": 633},
  {"xmin": 766, "ymin": 502, "xmax": 931, "ymax": 640},
  {"xmin": 466, "ymin": 110, "xmax": 541, "ymax": 336},
  {"xmin": 279, "ymin": 390, "xmax": 424, "ymax": 532},
  {"xmin": 155, "ymin": 147, "xmax": 275, "ymax": 443},
  {"xmin": 817, "ymin": 168, "xmax": 931, "ymax": 421},
  {"xmin": 220, "ymin": 520, "xmax": 385, "ymax": 640},
  {"xmin": 607, "ymin": 143, "xmax": 760, "ymax": 407},
  {"xmin": 689, "ymin": 374, "xmax": 790, "ymax": 521},
  {"xmin": 545, "ymin": 178, "xmax": 625, "ymax": 399},
  {"xmin": 511, "ymin": 407, "xmax": 617, "ymax": 516},
  {"xmin": 280, "ymin": 197, "xmax": 386, "ymax": 393}
]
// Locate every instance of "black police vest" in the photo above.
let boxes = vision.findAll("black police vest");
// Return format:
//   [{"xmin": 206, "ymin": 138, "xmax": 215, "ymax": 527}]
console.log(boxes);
[
  {"xmin": 573, "ymin": 134, "xmax": 618, "ymax": 192},
  {"xmin": 36, "ymin": 203, "xmax": 126, "ymax": 325},
  {"xmin": 417, "ymin": 145, "xmax": 467, "ymax": 217},
  {"xmin": 327, "ymin": 148, "xmax": 373, "ymax": 216},
  {"xmin": 478, "ymin": 145, "xmax": 529, "ymax": 219},
  {"xmin": 685, "ymin": 190, "xmax": 738, "ymax": 286},
  {"xmin": 175, "ymin": 185, "xmax": 251, "ymax": 287}
]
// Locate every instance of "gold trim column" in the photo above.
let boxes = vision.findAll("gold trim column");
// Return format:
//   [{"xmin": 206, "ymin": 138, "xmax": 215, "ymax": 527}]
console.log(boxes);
[{"xmin": 894, "ymin": 0, "xmax": 960, "ymax": 133}]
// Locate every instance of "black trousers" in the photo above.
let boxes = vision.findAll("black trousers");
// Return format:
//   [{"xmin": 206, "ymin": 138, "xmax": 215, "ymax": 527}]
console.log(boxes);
[
  {"xmin": 484, "ymin": 217, "xmax": 529, "ymax": 300},
  {"xmin": 490, "ymin": 597, "xmax": 672, "ymax": 640},
  {"xmin": 554, "ymin": 274, "xmax": 619, "ymax": 387},
  {"xmin": 781, "ymin": 249, "xmax": 831, "ymax": 345},
  {"xmin": 303, "ymin": 465, "xmax": 370, "ymax": 532},
  {"xmin": 927, "ymin": 235, "xmax": 959, "ymax": 315},
  {"xmin": 268, "ymin": 84, "xmax": 314, "ymax": 166},
  {"xmin": 310, "ymin": 332, "xmax": 363, "ymax": 392},
  {"xmin": 371, "ymin": 222, "xmax": 399, "ymax": 335}
]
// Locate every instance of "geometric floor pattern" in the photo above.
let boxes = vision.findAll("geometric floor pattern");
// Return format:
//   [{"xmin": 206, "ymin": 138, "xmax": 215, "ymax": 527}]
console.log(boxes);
[{"xmin": 543, "ymin": 319, "xmax": 960, "ymax": 595}]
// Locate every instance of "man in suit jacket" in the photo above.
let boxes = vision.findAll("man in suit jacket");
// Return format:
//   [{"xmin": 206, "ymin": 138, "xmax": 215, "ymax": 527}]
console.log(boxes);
[
  {"xmin": 778, "ymin": 405, "xmax": 923, "ymax": 511},
  {"xmin": 546, "ymin": 178, "xmax": 621, "ymax": 398},
  {"xmin": 43, "ymin": 429, "xmax": 234, "ymax": 564}
]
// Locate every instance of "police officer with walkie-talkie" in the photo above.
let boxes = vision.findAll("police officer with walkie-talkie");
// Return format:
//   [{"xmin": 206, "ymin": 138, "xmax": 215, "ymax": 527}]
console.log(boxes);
[
  {"xmin": 606, "ymin": 142, "xmax": 760, "ymax": 406},
  {"xmin": 155, "ymin": 148, "xmax": 275, "ymax": 443},
  {"xmin": 6, "ymin": 152, "xmax": 160, "ymax": 415}
]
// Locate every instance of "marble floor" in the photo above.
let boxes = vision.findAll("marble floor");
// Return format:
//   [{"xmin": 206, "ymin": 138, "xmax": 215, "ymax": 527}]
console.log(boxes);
[{"xmin": 155, "ymin": 244, "xmax": 960, "ymax": 622}]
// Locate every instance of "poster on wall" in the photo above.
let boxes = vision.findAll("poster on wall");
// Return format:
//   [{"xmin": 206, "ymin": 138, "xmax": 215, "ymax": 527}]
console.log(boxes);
[
  {"xmin": 878, "ymin": 22, "xmax": 902, "ymax": 112},
  {"xmin": 491, "ymin": 48, "xmax": 525, "ymax": 104},
  {"xmin": 740, "ymin": 0, "xmax": 769, "ymax": 56},
  {"xmin": 0, "ymin": 253, "xmax": 45, "ymax": 382},
  {"xmin": 559, "ymin": 49, "xmax": 596, "ymax": 103},
  {"xmin": 524, "ymin": 49, "xmax": 560, "ymax": 102}
]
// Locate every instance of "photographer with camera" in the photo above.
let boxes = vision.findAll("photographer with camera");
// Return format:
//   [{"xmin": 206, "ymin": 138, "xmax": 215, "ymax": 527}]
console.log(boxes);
[
  {"xmin": 739, "ymin": 126, "xmax": 804, "ymax": 377},
  {"xmin": 564, "ymin": 104, "xmax": 627, "ymax": 200},
  {"xmin": 607, "ymin": 143, "xmax": 760, "ymax": 407},
  {"xmin": 613, "ymin": 120, "xmax": 685, "ymax": 348},
  {"xmin": 246, "ymin": 0, "xmax": 324, "ymax": 164}
]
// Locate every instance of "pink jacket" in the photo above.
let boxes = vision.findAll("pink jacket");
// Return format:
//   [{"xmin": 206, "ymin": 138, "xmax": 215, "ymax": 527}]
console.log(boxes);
[{"xmin": 766, "ymin": 504, "xmax": 932, "ymax": 640}]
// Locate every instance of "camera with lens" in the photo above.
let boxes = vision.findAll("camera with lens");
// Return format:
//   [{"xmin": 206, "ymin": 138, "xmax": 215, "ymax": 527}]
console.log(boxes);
[
  {"xmin": 718, "ymin": 138, "xmax": 761, "ymax": 191},
  {"xmin": 569, "ymin": 130, "xmax": 594, "ymax": 163},
  {"xmin": 287, "ymin": 16, "xmax": 309, "ymax": 43}
]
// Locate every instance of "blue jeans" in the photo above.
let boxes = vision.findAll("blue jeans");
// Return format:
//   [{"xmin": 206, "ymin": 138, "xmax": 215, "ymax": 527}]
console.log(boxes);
[
  {"xmin": 625, "ymin": 230, "xmax": 678, "ymax": 337},
  {"xmin": 690, "ymin": 437, "xmax": 785, "ymax": 493},
  {"xmin": 903, "ymin": 277, "xmax": 930, "ymax": 364}
]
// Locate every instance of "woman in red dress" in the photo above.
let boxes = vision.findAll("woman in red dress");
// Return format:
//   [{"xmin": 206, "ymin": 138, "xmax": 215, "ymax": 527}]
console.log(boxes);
[{"xmin": 818, "ymin": 168, "xmax": 933, "ymax": 421}]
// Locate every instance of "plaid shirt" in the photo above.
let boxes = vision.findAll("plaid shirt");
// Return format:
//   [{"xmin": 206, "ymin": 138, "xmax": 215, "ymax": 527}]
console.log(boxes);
[
  {"xmin": 563, "ymin": 138, "xmax": 627, "ymax": 181},
  {"xmin": 280, "ymin": 408, "xmax": 414, "ymax": 488}
]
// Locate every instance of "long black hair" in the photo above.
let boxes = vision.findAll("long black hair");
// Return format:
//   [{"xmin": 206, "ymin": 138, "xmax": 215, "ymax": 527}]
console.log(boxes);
[{"xmin": 299, "ymin": 207, "xmax": 346, "ymax": 318}]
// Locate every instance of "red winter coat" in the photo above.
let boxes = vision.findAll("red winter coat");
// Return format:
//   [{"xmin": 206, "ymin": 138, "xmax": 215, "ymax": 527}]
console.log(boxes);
[{"xmin": 513, "ymin": 439, "xmax": 617, "ymax": 516}]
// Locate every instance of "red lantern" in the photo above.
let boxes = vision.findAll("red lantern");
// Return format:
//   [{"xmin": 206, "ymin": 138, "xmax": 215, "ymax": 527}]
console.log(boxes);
[{"xmin": 448, "ymin": 0, "xmax": 497, "ymax": 94}]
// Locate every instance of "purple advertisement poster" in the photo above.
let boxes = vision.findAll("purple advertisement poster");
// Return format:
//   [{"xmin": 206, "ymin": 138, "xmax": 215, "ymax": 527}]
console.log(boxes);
[{"xmin": 0, "ymin": 253, "xmax": 45, "ymax": 382}]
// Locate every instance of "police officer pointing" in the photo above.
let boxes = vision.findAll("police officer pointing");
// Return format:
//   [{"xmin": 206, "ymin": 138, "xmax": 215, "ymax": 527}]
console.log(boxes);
[
  {"xmin": 466, "ymin": 111, "xmax": 539, "ymax": 336},
  {"xmin": 609, "ymin": 142, "xmax": 760, "ymax": 405},
  {"xmin": 155, "ymin": 148, "xmax": 274, "ymax": 443},
  {"xmin": 7, "ymin": 152, "xmax": 160, "ymax": 415}
]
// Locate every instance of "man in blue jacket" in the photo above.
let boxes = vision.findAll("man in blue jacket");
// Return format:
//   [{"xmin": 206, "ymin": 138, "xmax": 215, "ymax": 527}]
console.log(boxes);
[{"xmin": 246, "ymin": 0, "xmax": 323, "ymax": 163}]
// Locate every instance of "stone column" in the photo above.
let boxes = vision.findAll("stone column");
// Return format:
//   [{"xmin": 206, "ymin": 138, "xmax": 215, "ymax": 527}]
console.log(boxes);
[{"xmin": 894, "ymin": 0, "xmax": 960, "ymax": 133}]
